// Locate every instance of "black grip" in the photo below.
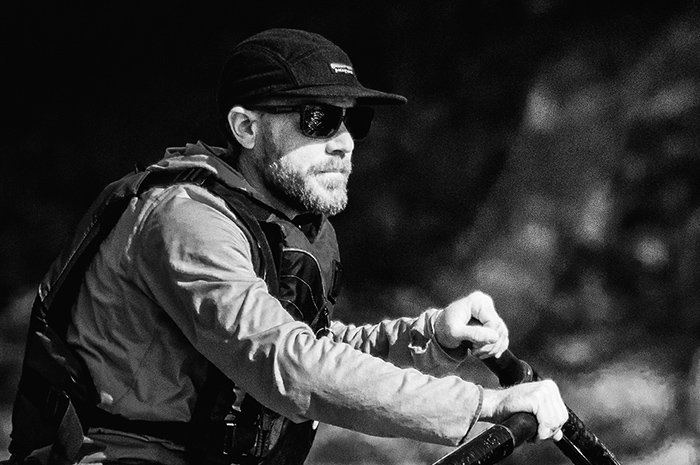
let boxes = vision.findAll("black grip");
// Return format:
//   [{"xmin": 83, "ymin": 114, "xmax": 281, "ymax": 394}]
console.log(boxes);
[
  {"xmin": 561, "ymin": 408, "xmax": 622, "ymax": 465},
  {"xmin": 432, "ymin": 413, "xmax": 538, "ymax": 465},
  {"xmin": 482, "ymin": 350, "xmax": 622, "ymax": 465}
]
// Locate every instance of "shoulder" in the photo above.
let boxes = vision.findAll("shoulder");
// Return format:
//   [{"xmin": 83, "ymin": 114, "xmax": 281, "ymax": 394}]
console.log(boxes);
[{"xmin": 136, "ymin": 183, "xmax": 253, "ymax": 254}]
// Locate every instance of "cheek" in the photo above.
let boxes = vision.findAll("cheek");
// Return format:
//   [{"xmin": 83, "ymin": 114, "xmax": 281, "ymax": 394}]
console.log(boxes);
[
  {"xmin": 273, "ymin": 117, "xmax": 309, "ymax": 152},
  {"xmin": 278, "ymin": 144, "xmax": 328, "ymax": 175},
  {"xmin": 268, "ymin": 118, "xmax": 330, "ymax": 172},
  {"xmin": 277, "ymin": 150, "xmax": 312, "ymax": 178}
]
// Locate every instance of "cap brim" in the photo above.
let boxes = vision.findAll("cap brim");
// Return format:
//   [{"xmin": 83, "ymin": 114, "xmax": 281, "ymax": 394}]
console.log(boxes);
[{"xmin": 268, "ymin": 84, "xmax": 407, "ymax": 105}]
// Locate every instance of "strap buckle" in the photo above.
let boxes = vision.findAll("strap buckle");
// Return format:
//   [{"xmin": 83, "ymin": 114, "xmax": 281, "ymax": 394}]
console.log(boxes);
[
  {"xmin": 222, "ymin": 419, "xmax": 237, "ymax": 457},
  {"xmin": 172, "ymin": 167, "xmax": 212, "ymax": 186}
]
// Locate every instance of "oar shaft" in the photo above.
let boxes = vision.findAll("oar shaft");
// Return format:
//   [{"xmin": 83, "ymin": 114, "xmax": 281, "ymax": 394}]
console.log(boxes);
[{"xmin": 432, "ymin": 413, "xmax": 538, "ymax": 465}]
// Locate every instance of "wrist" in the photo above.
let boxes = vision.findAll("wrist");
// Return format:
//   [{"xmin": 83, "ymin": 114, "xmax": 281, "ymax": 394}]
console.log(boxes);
[{"xmin": 479, "ymin": 388, "xmax": 506, "ymax": 423}]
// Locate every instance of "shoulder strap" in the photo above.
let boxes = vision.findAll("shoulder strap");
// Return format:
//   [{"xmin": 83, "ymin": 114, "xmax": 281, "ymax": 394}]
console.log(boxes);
[{"xmin": 202, "ymin": 178, "xmax": 280, "ymax": 296}]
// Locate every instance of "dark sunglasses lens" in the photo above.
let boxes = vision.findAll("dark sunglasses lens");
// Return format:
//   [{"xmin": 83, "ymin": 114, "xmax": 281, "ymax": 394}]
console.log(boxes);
[
  {"xmin": 344, "ymin": 107, "xmax": 374, "ymax": 140},
  {"xmin": 302, "ymin": 105, "xmax": 343, "ymax": 138}
]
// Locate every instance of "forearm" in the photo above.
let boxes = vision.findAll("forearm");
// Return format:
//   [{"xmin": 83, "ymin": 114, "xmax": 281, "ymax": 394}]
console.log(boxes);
[
  {"xmin": 214, "ymin": 320, "xmax": 484, "ymax": 445},
  {"xmin": 152, "ymin": 279, "xmax": 483, "ymax": 445},
  {"xmin": 330, "ymin": 309, "xmax": 471, "ymax": 376}
]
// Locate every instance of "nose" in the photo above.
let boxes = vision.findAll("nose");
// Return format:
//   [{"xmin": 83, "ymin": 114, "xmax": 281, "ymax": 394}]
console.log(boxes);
[{"xmin": 326, "ymin": 123, "xmax": 354, "ymax": 156}]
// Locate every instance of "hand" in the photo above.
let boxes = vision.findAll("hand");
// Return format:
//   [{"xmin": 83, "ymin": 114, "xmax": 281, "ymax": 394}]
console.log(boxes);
[
  {"xmin": 480, "ymin": 380, "xmax": 568, "ymax": 441},
  {"xmin": 434, "ymin": 291, "xmax": 509, "ymax": 359}
]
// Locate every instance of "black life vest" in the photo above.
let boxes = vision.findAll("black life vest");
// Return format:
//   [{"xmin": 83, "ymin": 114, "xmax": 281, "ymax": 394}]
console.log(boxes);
[{"xmin": 6, "ymin": 165, "xmax": 342, "ymax": 465}]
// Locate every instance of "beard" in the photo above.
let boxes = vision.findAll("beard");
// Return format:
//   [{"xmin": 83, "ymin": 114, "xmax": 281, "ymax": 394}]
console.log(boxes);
[{"xmin": 258, "ymin": 127, "xmax": 351, "ymax": 217}]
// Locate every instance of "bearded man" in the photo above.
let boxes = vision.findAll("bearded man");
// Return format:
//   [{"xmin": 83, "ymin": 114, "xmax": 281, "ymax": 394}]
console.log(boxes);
[{"xmin": 4, "ymin": 28, "xmax": 567, "ymax": 465}]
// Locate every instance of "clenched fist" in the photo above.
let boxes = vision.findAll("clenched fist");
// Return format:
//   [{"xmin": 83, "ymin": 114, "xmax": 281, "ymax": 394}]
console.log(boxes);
[
  {"xmin": 481, "ymin": 379, "xmax": 569, "ymax": 441},
  {"xmin": 434, "ymin": 291, "xmax": 509, "ymax": 359}
]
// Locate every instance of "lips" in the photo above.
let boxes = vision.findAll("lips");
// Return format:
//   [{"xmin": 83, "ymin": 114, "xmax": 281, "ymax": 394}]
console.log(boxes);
[
  {"xmin": 311, "ymin": 165, "xmax": 351, "ymax": 176},
  {"xmin": 315, "ymin": 170, "xmax": 348, "ymax": 175}
]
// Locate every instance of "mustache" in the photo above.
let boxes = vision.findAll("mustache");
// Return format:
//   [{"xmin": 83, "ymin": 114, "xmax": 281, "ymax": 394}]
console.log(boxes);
[{"xmin": 308, "ymin": 160, "xmax": 352, "ymax": 175}]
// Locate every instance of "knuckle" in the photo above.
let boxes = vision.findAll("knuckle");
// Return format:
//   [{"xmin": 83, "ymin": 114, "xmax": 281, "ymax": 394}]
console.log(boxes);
[
  {"xmin": 541, "ymin": 379, "xmax": 558, "ymax": 392},
  {"xmin": 471, "ymin": 290, "xmax": 493, "ymax": 304},
  {"xmin": 540, "ymin": 421, "xmax": 556, "ymax": 431}
]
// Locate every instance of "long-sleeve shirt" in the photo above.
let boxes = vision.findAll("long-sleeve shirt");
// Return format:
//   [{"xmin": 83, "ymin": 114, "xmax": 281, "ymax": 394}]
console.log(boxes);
[{"xmin": 65, "ymin": 142, "xmax": 484, "ymax": 464}]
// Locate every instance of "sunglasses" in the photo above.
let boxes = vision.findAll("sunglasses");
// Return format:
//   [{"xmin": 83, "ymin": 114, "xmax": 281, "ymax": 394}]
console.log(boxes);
[{"xmin": 247, "ymin": 104, "xmax": 375, "ymax": 140}]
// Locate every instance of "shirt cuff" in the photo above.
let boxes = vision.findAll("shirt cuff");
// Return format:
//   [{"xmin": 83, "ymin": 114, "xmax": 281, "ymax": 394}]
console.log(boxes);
[{"xmin": 459, "ymin": 384, "xmax": 484, "ymax": 444}]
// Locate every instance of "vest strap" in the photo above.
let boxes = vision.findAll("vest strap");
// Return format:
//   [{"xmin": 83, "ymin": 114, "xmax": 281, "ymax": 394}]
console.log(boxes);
[
  {"xmin": 88, "ymin": 408, "xmax": 191, "ymax": 445},
  {"xmin": 202, "ymin": 177, "xmax": 280, "ymax": 296}
]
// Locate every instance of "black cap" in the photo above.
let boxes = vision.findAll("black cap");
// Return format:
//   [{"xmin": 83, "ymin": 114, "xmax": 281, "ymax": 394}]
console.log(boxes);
[{"xmin": 216, "ymin": 28, "xmax": 407, "ymax": 115}]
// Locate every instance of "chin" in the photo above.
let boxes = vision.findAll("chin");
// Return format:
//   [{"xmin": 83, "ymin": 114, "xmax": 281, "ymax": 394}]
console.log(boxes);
[{"xmin": 307, "ymin": 191, "xmax": 348, "ymax": 216}]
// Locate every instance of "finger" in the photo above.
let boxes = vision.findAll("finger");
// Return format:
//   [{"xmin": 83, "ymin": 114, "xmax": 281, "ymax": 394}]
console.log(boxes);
[
  {"xmin": 478, "ymin": 320, "xmax": 508, "ymax": 352},
  {"xmin": 544, "ymin": 381, "xmax": 568, "ymax": 426},
  {"xmin": 482, "ymin": 317, "xmax": 508, "ymax": 338},
  {"xmin": 493, "ymin": 333, "xmax": 509, "ymax": 357},
  {"xmin": 476, "ymin": 348, "xmax": 498, "ymax": 360},
  {"xmin": 483, "ymin": 324, "xmax": 507, "ymax": 352},
  {"xmin": 471, "ymin": 330, "xmax": 509, "ymax": 358},
  {"xmin": 473, "ymin": 342, "xmax": 505, "ymax": 359},
  {"xmin": 462, "ymin": 325, "xmax": 500, "ymax": 345},
  {"xmin": 538, "ymin": 422, "xmax": 561, "ymax": 441}
]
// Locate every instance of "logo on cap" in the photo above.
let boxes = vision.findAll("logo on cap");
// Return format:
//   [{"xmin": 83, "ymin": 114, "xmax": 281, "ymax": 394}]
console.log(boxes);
[{"xmin": 330, "ymin": 63, "xmax": 354, "ymax": 75}]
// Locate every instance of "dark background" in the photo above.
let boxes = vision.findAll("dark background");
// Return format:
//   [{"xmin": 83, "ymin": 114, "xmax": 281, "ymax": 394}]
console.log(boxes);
[{"xmin": 3, "ymin": 1, "xmax": 700, "ymax": 463}]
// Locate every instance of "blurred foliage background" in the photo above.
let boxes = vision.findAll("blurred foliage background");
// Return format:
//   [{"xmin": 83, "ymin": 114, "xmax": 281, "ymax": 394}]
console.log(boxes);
[{"xmin": 3, "ymin": 1, "xmax": 700, "ymax": 464}]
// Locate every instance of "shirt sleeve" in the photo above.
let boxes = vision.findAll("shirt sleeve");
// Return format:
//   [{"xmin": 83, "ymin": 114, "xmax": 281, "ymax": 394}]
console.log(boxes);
[
  {"xmin": 330, "ymin": 311, "xmax": 472, "ymax": 378},
  {"xmin": 132, "ymin": 185, "xmax": 483, "ymax": 446}
]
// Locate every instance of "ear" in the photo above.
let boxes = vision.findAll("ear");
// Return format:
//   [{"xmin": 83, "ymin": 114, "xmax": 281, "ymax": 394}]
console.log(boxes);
[{"xmin": 227, "ymin": 106, "xmax": 258, "ymax": 149}]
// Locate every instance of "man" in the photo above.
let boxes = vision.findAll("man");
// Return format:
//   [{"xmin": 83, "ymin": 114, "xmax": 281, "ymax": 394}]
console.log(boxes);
[{"xmin": 6, "ymin": 28, "xmax": 567, "ymax": 464}]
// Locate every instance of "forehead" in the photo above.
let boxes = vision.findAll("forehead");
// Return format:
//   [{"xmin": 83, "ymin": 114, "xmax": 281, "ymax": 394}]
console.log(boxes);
[{"xmin": 257, "ymin": 96, "xmax": 356, "ymax": 108}]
